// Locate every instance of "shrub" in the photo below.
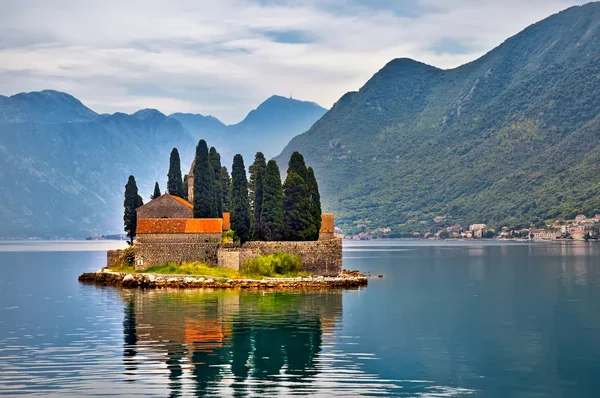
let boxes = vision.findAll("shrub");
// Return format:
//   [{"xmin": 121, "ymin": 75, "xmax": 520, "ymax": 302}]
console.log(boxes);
[
  {"xmin": 222, "ymin": 229, "xmax": 237, "ymax": 243},
  {"xmin": 241, "ymin": 252, "xmax": 303, "ymax": 277},
  {"xmin": 121, "ymin": 246, "xmax": 136, "ymax": 267}
]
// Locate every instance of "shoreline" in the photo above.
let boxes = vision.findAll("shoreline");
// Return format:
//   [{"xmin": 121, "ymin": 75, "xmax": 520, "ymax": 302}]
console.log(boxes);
[{"xmin": 78, "ymin": 269, "xmax": 368, "ymax": 289}]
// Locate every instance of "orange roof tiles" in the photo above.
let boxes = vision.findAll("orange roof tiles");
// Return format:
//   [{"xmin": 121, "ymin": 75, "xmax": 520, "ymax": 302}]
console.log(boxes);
[
  {"xmin": 137, "ymin": 218, "xmax": 223, "ymax": 234},
  {"xmin": 166, "ymin": 194, "xmax": 193, "ymax": 209}
]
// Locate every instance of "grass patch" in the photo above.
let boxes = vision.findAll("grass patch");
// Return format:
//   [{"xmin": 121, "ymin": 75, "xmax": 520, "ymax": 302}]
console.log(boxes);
[{"xmin": 107, "ymin": 252, "xmax": 310, "ymax": 279}]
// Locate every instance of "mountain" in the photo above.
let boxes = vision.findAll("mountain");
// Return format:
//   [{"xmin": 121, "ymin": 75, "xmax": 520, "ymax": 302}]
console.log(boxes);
[
  {"xmin": 170, "ymin": 95, "xmax": 327, "ymax": 166},
  {"xmin": 0, "ymin": 94, "xmax": 195, "ymax": 238},
  {"xmin": 275, "ymin": 2, "xmax": 600, "ymax": 234},
  {"xmin": 0, "ymin": 90, "xmax": 98, "ymax": 123},
  {"xmin": 0, "ymin": 91, "xmax": 326, "ymax": 238}
]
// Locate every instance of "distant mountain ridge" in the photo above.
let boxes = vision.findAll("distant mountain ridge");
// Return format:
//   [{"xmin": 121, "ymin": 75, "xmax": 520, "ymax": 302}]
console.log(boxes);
[
  {"xmin": 275, "ymin": 2, "xmax": 600, "ymax": 233},
  {"xmin": 0, "ymin": 91, "xmax": 325, "ymax": 237},
  {"xmin": 170, "ymin": 95, "xmax": 327, "ymax": 165}
]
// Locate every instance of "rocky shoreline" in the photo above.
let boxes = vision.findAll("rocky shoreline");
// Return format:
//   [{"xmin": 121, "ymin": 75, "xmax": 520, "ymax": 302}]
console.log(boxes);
[{"xmin": 78, "ymin": 269, "xmax": 368, "ymax": 289}]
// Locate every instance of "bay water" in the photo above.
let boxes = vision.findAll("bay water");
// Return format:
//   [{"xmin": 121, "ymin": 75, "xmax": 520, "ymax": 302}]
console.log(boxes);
[{"xmin": 1, "ymin": 240, "xmax": 599, "ymax": 397}]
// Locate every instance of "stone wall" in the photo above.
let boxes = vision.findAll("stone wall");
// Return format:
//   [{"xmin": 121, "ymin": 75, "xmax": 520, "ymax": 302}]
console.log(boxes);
[
  {"xmin": 135, "ymin": 242, "xmax": 237, "ymax": 270},
  {"xmin": 137, "ymin": 233, "xmax": 222, "ymax": 244},
  {"xmin": 217, "ymin": 248, "xmax": 259, "ymax": 270},
  {"xmin": 107, "ymin": 249, "xmax": 124, "ymax": 268},
  {"xmin": 242, "ymin": 240, "xmax": 342, "ymax": 276}
]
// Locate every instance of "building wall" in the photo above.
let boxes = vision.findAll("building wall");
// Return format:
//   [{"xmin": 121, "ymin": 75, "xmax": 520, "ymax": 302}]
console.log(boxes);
[
  {"xmin": 137, "ymin": 195, "xmax": 193, "ymax": 219},
  {"xmin": 137, "ymin": 233, "xmax": 222, "ymax": 244}
]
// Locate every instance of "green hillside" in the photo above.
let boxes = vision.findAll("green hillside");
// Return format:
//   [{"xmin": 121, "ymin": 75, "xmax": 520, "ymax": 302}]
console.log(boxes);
[{"xmin": 275, "ymin": 2, "xmax": 600, "ymax": 234}]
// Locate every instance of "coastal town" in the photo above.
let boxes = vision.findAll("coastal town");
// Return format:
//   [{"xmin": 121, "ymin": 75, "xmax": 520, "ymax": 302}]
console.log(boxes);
[{"xmin": 340, "ymin": 214, "xmax": 600, "ymax": 241}]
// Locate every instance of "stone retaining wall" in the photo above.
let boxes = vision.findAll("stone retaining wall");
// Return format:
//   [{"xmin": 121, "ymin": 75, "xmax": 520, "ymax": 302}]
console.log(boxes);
[
  {"xmin": 116, "ymin": 238, "xmax": 342, "ymax": 276},
  {"xmin": 107, "ymin": 249, "xmax": 124, "ymax": 267},
  {"xmin": 242, "ymin": 239, "xmax": 342, "ymax": 276}
]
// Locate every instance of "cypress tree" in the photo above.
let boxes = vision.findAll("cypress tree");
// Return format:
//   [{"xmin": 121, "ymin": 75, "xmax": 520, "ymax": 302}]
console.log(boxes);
[
  {"xmin": 182, "ymin": 174, "xmax": 188, "ymax": 201},
  {"xmin": 287, "ymin": 151, "xmax": 308, "ymax": 182},
  {"xmin": 249, "ymin": 152, "xmax": 266, "ymax": 235},
  {"xmin": 230, "ymin": 154, "xmax": 251, "ymax": 243},
  {"xmin": 283, "ymin": 172, "xmax": 312, "ymax": 241},
  {"xmin": 209, "ymin": 147, "xmax": 223, "ymax": 216},
  {"xmin": 305, "ymin": 167, "xmax": 322, "ymax": 240},
  {"xmin": 221, "ymin": 166, "xmax": 231, "ymax": 212},
  {"xmin": 124, "ymin": 175, "xmax": 141, "ymax": 245},
  {"xmin": 193, "ymin": 140, "xmax": 218, "ymax": 218},
  {"xmin": 150, "ymin": 182, "xmax": 161, "ymax": 200},
  {"xmin": 167, "ymin": 148, "xmax": 184, "ymax": 197},
  {"xmin": 260, "ymin": 160, "xmax": 284, "ymax": 241}
]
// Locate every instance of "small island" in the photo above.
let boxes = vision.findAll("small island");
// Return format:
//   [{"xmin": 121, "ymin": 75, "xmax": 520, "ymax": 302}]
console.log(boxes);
[{"xmin": 80, "ymin": 141, "xmax": 367, "ymax": 289}]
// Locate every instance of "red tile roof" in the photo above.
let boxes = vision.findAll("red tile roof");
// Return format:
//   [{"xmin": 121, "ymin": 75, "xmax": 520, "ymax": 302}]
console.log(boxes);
[{"xmin": 137, "ymin": 218, "xmax": 223, "ymax": 234}]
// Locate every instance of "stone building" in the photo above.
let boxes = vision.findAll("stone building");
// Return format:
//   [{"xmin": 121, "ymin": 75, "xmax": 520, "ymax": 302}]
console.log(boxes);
[
  {"xmin": 137, "ymin": 194, "xmax": 193, "ymax": 219},
  {"xmin": 135, "ymin": 218, "xmax": 226, "ymax": 269}
]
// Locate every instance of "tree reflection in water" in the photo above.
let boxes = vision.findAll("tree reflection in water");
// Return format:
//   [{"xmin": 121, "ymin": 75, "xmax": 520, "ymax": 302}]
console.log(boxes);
[{"xmin": 121, "ymin": 289, "xmax": 342, "ymax": 396}]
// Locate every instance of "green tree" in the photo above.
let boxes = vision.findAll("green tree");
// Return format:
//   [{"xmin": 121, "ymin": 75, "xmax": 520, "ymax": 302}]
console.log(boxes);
[
  {"xmin": 182, "ymin": 174, "xmax": 188, "ymax": 201},
  {"xmin": 260, "ymin": 160, "xmax": 284, "ymax": 241},
  {"xmin": 249, "ymin": 152, "xmax": 266, "ymax": 237},
  {"xmin": 150, "ymin": 182, "xmax": 161, "ymax": 200},
  {"xmin": 209, "ymin": 147, "xmax": 223, "ymax": 216},
  {"xmin": 283, "ymin": 172, "xmax": 312, "ymax": 241},
  {"xmin": 230, "ymin": 154, "xmax": 251, "ymax": 243},
  {"xmin": 167, "ymin": 148, "xmax": 184, "ymax": 197},
  {"xmin": 287, "ymin": 151, "xmax": 308, "ymax": 182},
  {"xmin": 124, "ymin": 175, "xmax": 142, "ymax": 245},
  {"xmin": 221, "ymin": 166, "xmax": 231, "ymax": 212},
  {"xmin": 305, "ymin": 167, "xmax": 322, "ymax": 240},
  {"xmin": 193, "ymin": 140, "xmax": 218, "ymax": 218}
]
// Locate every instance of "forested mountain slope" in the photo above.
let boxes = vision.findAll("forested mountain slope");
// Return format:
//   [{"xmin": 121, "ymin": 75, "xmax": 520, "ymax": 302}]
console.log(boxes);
[{"xmin": 275, "ymin": 2, "xmax": 600, "ymax": 233}]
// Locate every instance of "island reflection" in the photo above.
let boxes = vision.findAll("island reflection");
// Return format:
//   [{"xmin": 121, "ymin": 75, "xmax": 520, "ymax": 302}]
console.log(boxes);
[{"xmin": 121, "ymin": 289, "xmax": 347, "ymax": 397}]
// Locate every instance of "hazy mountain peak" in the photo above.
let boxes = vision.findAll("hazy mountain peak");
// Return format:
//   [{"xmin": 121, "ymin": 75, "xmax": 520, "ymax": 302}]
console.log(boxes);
[
  {"xmin": 132, "ymin": 108, "xmax": 166, "ymax": 120},
  {"xmin": 0, "ymin": 89, "xmax": 97, "ymax": 123}
]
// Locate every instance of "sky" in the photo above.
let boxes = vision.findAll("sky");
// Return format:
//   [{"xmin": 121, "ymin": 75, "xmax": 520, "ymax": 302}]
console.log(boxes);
[{"xmin": 0, "ymin": 0, "xmax": 587, "ymax": 124}]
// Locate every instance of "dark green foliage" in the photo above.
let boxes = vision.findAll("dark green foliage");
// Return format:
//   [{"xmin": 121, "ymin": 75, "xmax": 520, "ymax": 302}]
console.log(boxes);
[
  {"xmin": 274, "ymin": 3, "xmax": 600, "ymax": 233},
  {"xmin": 221, "ymin": 166, "xmax": 231, "ymax": 212},
  {"xmin": 167, "ymin": 148, "xmax": 184, "ymax": 198},
  {"xmin": 305, "ymin": 167, "xmax": 322, "ymax": 240},
  {"xmin": 249, "ymin": 152, "xmax": 266, "ymax": 237},
  {"xmin": 123, "ymin": 175, "xmax": 140, "ymax": 245},
  {"xmin": 209, "ymin": 147, "xmax": 223, "ymax": 216},
  {"xmin": 260, "ymin": 160, "xmax": 284, "ymax": 241},
  {"xmin": 182, "ymin": 174, "xmax": 188, "ymax": 201},
  {"xmin": 283, "ymin": 172, "xmax": 313, "ymax": 241},
  {"xmin": 151, "ymin": 182, "xmax": 161, "ymax": 200},
  {"xmin": 230, "ymin": 154, "xmax": 251, "ymax": 243},
  {"xmin": 287, "ymin": 151, "xmax": 307, "ymax": 181},
  {"xmin": 193, "ymin": 140, "xmax": 218, "ymax": 218}
]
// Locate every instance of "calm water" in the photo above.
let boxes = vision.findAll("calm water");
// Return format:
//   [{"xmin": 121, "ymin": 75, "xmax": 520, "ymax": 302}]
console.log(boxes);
[{"xmin": 1, "ymin": 240, "xmax": 600, "ymax": 397}]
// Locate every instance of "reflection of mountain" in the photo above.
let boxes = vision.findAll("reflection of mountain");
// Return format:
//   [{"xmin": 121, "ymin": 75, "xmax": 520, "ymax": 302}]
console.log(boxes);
[{"xmin": 121, "ymin": 290, "xmax": 342, "ymax": 396}]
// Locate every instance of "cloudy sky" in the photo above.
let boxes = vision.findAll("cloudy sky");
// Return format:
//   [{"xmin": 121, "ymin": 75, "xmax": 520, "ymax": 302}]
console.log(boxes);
[{"xmin": 0, "ymin": 0, "xmax": 586, "ymax": 123}]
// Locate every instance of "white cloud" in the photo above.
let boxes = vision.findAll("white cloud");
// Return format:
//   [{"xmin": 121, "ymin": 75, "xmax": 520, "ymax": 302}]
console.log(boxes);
[{"xmin": 0, "ymin": 0, "xmax": 585, "ymax": 123}]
